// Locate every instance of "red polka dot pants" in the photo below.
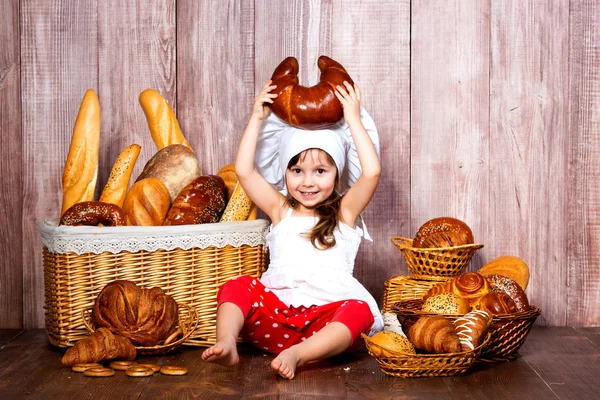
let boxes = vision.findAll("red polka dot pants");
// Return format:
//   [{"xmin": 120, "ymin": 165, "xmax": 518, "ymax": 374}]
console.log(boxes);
[{"xmin": 217, "ymin": 275, "xmax": 374, "ymax": 354}]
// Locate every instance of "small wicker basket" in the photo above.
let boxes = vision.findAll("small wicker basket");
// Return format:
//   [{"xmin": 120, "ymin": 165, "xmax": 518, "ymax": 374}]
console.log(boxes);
[
  {"xmin": 362, "ymin": 332, "xmax": 490, "ymax": 378},
  {"xmin": 382, "ymin": 275, "xmax": 450, "ymax": 313},
  {"xmin": 391, "ymin": 237, "xmax": 484, "ymax": 281},
  {"xmin": 82, "ymin": 303, "xmax": 198, "ymax": 355},
  {"xmin": 392, "ymin": 299, "xmax": 541, "ymax": 362},
  {"xmin": 40, "ymin": 219, "xmax": 269, "ymax": 348}
]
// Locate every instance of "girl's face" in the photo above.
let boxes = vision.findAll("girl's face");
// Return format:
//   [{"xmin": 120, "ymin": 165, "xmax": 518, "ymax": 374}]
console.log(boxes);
[{"xmin": 285, "ymin": 149, "xmax": 337, "ymax": 211}]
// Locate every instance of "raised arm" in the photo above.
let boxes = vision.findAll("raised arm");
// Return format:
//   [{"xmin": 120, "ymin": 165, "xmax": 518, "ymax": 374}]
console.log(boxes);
[
  {"xmin": 334, "ymin": 82, "xmax": 381, "ymax": 227},
  {"xmin": 235, "ymin": 81, "xmax": 286, "ymax": 222}
]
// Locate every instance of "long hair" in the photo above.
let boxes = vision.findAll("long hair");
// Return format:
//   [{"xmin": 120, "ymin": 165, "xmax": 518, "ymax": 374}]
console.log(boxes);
[{"xmin": 285, "ymin": 149, "xmax": 342, "ymax": 250}]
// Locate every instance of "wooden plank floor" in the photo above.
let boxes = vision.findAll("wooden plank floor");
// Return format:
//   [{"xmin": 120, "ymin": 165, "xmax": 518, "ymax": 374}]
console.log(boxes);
[{"xmin": 0, "ymin": 327, "xmax": 598, "ymax": 399}]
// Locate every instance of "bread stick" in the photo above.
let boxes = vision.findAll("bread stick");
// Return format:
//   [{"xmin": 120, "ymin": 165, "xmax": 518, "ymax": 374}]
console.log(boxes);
[
  {"xmin": 99, "ymin": 144, "xmax": 141, "ymax": 208},
  {"xmin": 61, "ymin": 89, "xmax": 101, "ymax": 215}
]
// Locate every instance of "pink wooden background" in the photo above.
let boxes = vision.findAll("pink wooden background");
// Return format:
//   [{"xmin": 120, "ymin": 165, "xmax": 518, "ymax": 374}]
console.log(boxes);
[{"xmin": 1, "ymin": 0, "xmax": 598, "ymax": 329}]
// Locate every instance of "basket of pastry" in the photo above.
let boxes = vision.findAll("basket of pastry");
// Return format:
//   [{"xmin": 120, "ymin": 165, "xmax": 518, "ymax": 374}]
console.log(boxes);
[
  {"xmin": 41, "ymin": 89, "xmax": 268, "ymax": 348},
  {"xmin": 81, "ymin": 280, "xmax": 198, "ymax": 355},
  {"xmin": 392, "ymin": 263, "xmax": 541, "ymax": 362},
  {"xmin": 363, "ymin": 310, "xmax": 492, "ymax": 378},
  {"xmin": 382, "ymin": 275, "xmax": 450, "ymax": 313},
  {"xmin": 391, "ymin": 217, "xmax": 484, "ymax": 281}
]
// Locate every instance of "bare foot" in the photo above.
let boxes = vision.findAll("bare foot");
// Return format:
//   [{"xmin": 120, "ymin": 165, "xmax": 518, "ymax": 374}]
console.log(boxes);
[
  {"xmin": 271, "ymin": 348, "xmax": 300, "ymax": 379},
  {"xmin": 201, "ymin": 336, "xmax": 239, "ymax": 367}
]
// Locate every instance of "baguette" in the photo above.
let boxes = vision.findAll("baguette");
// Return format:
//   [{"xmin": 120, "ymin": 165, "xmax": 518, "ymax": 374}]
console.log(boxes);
[
  {"xmin": 61, "ymin": 89, "xmax": 101, "ymax": 215},
  {"xmin": 99, "ymin": 144, "xmax": 141, "ymax": 208},
  {"xmin": 139, "ymin": 89, "xmax": 192, "ymax": 151}
]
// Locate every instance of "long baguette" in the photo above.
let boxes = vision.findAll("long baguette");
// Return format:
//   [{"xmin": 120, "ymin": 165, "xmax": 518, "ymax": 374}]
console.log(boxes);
[
  {"xmin": 139, "ymin": 89, "xmax": 192, "ymax": 151},
  {"xmin": 61, "ymin": 89, "xmax": 101, "ymax": 215},
  {"xmin": 99, "ymin": 144, "xmax": 141, "ymax": 208}
]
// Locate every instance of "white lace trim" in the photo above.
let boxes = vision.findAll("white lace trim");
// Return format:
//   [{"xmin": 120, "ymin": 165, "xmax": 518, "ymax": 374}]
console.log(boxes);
[{"xmin": 39, "ymin": 219, "xmax": 269, "ymax": 255}]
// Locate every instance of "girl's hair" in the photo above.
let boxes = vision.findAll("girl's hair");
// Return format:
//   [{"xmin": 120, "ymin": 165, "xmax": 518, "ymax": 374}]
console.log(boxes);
[{"xmin": 285, "ymin": 149, "xmax": 342, "ymax": 250}]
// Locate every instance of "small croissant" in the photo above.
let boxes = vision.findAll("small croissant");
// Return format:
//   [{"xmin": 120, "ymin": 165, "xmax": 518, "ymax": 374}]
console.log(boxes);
[
  {"xmin": 407, "ymin": 316, "xmax": 461, "ymax": 353},
  {"xmin": 61, "ymin": 328, "xmax": 137, "ymax": 366}
]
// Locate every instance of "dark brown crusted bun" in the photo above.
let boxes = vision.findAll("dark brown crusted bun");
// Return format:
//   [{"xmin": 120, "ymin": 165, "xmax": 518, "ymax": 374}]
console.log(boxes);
[{"xmin": 413, "ymin": 217, "xmax": 474, "ymax": 248}]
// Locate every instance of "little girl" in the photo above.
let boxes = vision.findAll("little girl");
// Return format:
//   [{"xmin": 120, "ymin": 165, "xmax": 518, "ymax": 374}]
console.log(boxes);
[{"xmin": 201, "ymin": 80, "xmax": 383, "ymax": 379}]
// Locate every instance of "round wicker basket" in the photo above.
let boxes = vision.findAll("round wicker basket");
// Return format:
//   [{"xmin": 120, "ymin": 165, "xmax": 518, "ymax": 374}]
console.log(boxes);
[
  {"xmin": 391, "ymin": 299, "xmax": 541, "ymax": 362},
  {"xmin": 391, "ymin": 237, "xmax": 484, "ymax": 281},
  {"xmin": 362, "ymin": 332, "xmax": 491, "ymax": 378},
  {"xmin": 82, "ymin": 303, "xmax": 198, "ymax": 355}
]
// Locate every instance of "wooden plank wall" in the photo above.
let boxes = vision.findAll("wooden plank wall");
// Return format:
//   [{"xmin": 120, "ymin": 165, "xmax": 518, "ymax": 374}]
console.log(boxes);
[{"xmin": 2, "ymin": 0, "xmax": 598, "ymax": 329}]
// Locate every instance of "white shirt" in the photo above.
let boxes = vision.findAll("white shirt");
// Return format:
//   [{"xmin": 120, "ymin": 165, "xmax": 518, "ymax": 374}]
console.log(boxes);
[{"xmin": 260, "ymin": 208, "xmax": 384, "ymax": 336}]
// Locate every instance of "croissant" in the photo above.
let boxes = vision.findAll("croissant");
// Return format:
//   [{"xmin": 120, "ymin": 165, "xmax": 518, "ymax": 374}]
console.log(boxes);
[
  {"xmin": 91, "ymin": 280, "xmax": 179, "ymax": 346},
  {"xmin": 269, "ymin": 56, "xmax": 353, "ymax": 129},
  {"xmin": 407, "ymin": 316, "xmax": 461, "ymax": 354},
  {"xmin": 472, "ymin": 292, "xmax": 518, "ymax": 315},
  {"xmin": 61, "ymin": 328, "xmax": 136, "ymax": 366},
  {"xmin": 453, "ymin": 310, "xmax": 492, "ymax": 351}
]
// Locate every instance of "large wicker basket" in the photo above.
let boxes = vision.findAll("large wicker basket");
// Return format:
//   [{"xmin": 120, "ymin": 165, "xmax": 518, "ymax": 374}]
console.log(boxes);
[
  {"xmin": 40, "ymin": 219, "xmax": 269, "ymax": 348},
  {"xmin": 382, "ymin": 275, "xmax": 450, "ymax": 313},
  {"xmin": 392, "ymin": 299, "xmax": 541, "ymax": 362},
  {"xmin": 362, "ymin": 332, "xmax": 491, "ymax": 377},
  {"xmin": 391, "ymin": 237, "xmax": 483, "ymax": 281}
]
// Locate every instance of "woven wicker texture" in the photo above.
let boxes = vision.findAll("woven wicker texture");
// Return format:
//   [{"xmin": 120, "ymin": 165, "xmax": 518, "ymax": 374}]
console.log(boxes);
[
  {"xmin": 382, "ymin": 275, "xmax": 451, "ymax": 313},
  {"xmin": 391, "ymin": 237, "xmax": 484, "ymax": 281},
  {"xmin": 43, "ymin": 222, "xmax": 267, "ymax": 348},
  {"xmin": 82, "ymin": 303, "xmax": 198, "ymax": 354},
  {"xmin": 392, "ymin": 299, "xmax": 541, "ymax": 362},
  {"xmin": 362, "ymin": 332, "xmax": 490, "ymax": 378}
]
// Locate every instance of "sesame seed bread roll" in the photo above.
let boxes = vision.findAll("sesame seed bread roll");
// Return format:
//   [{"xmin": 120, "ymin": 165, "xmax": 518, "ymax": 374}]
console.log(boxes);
[
  {"xmin": 61, "ymin": 89, "xmax": 101, "ymax": 215},
  {"xmin": 139, "ymin": 89, "xmax": 192, "ymax": 151},
  {"xmin": 99, "ymin": 144, "xmax": 141, "ymax": 208}
]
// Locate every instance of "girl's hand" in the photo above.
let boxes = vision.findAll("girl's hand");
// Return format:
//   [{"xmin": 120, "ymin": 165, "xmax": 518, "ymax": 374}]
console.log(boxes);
[
  {"xmin": 251, "ymin": 81, "xmax": 278, "ymax": 121},
  {"xmin": 334, "ymin": 81, "xmax": 361, "ymax": 125}
]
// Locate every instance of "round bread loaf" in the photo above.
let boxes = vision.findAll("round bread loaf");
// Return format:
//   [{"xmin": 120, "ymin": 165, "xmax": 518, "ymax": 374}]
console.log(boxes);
[
  {"xmin": 123, "ymin": 178, "xmax": 171, "ymax": 226},
  {"xmin": 422, "ymin": 292, "xmax": 471, "ymax": 315},
  {"xmin": 484, "ymin": 273, "xmax": 529, "ymax": 312},
  {"xmin": 413, "ymin": 217, "xmax": 474, "ymax": 248},
  {"xmin": 369, "ymin": 331, "xmax": 416, "ymax": 356},
  {"xmin": 136, "ymin": 144, "xmax": 201, "ymax": 202}
]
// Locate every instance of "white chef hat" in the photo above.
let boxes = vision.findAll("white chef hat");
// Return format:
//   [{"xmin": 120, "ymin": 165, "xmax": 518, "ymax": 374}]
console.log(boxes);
[{"xmin": 254, "ymin": 107, "xmax": 380, "ymax": 240}]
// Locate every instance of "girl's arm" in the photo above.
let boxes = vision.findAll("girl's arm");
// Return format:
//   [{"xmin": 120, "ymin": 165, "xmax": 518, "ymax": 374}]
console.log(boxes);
[
  {"xmin": 334, "ymin": 82, "xmax": 381, "ymax": 227},
  {"xmin": 235, "ymin": 81, "xmax": 286, "ymax": 223}
]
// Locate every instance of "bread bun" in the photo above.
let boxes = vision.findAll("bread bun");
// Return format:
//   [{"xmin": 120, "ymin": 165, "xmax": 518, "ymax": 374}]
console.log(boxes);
[
  {"xmin": 472, "ymin": 292, "xmax": 518, "ymax": 315},
  {"xmin": 269, "ymin": 56, "xmax": 353, "ymax": 129},
  {"xmin": 99, "ymin": 144, "xmax": 141, "ymax": 208},
  {"xmin": 61, "ymin": 89, "xmax": 101, "ymax": 215},
  {"xmin": 484, "ymin": 273, "xmax": 529, "ymax": 312},
  {"xmin": 369, "ymin": 331, "xmax": 415, "ymax": 356},
  {"xmin": 136, "ymin": 144, "xmax": 201, "ymax": 202},
  {"xmin": 123, "ymin": 178, "xmax": 171, "ymax": 226},
  {"xmin": 163, "ymin": 175, "xmax": 227, "ymax": 225},
  {"xmin": 421, "ymin": 292, "xmax": 471, "ymax": 315},
  {"xmin": 413, "ymin": 217, "xmax": 474, "ymax": 248},
  {"xmin": 450, "ymin": 272, "xmax": 491, "ymax": 305},
  {"xmin": 478, "ymin": 255, "xmax": 530, "ymax": 290},
  {"xmin": 139, "ymin": 89, "xmax": 192, "ymax": 151}
]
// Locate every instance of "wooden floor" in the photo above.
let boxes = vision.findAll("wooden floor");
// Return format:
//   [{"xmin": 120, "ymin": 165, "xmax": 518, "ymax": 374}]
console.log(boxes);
[{"xmin": 0, "ymin": 327, "xmax": 599, "ymax": 399}]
